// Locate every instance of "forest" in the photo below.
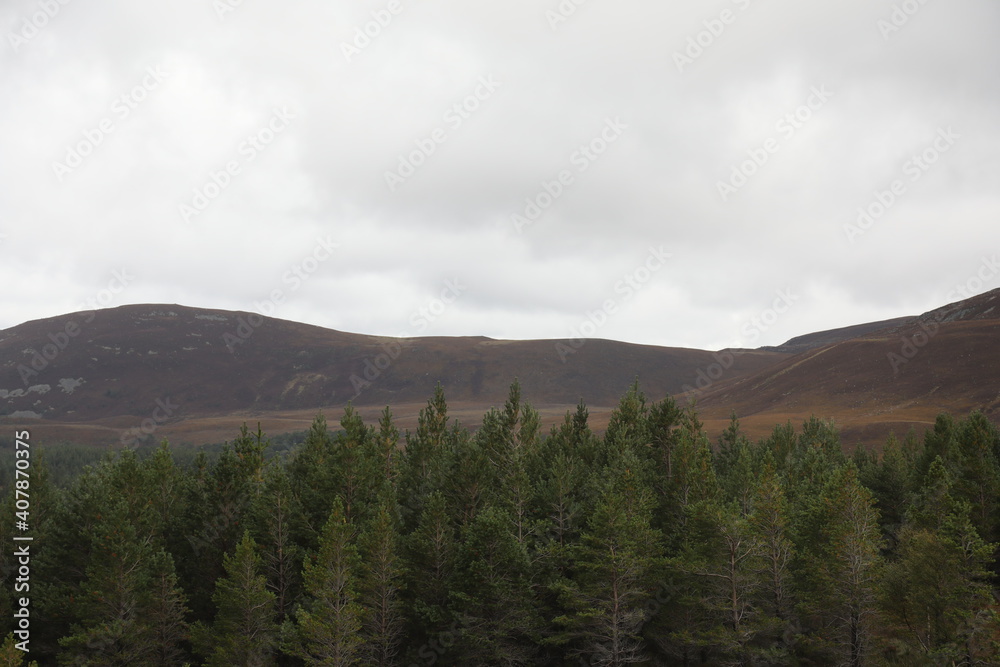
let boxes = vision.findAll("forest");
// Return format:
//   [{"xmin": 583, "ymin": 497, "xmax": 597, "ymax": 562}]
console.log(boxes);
[{"xmin": 1, "ymin": 380, "xmax": 998, "ymax": 666}]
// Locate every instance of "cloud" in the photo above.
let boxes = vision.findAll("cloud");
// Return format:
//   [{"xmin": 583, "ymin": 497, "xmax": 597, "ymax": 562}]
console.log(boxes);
[{"xmin": 2, "ymin": 0, "xmax": 998, "ymax": 350}]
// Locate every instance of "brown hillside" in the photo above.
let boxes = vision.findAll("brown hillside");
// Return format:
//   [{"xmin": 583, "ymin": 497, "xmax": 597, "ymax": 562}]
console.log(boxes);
[
  {"xmin": 0, "ymin": 305, "xmax": 786, "ymax": 445},
  {"xmin": 691, "ymin": 289, "xmax": 1000, "ymax": 446}
]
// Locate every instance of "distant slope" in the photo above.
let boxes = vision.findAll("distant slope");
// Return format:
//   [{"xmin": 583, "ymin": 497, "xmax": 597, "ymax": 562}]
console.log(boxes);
[
  {"xmin": 764, "ymin": 315, "xmax": 915, "ymax": 354},
  {"xmin": 692, "ymin": 289, "xmax": 1000, "ymax": 444},
  {"xmin": 4, "ymin": 290, "xmax": 998, "ymax": 449},
  {"xmin": 0, "ymin": 305, "xmax": 787, "ymax": 426}
]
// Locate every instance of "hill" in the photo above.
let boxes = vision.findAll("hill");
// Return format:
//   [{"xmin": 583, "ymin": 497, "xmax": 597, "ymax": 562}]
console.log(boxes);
[
  {"xmin": 2, "ymin": 289, "xmax": 998, "ymax": 449},
  {"xmin": 690, "ymin": 288, "xmax": 1000, "ymax": 446},
  {"xmin": 0, "ymin": 304, "xmax": 784, "ymax": 445}
]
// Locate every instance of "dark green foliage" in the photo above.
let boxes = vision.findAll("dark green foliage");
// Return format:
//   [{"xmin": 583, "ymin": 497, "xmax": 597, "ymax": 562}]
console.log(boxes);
[
  {"xmin": 358, "ymin": 493, "xmax": 407, "ymax": 666},
  {"xmin": 553, "ymin": 452, "xmax": 664, "ymax": 666},
  {"xmin": 193, "ymin": 530, "xmax": 277, "ymax": 666},
  {"xmin": 8, "ymin": 382, "xmax": 1000, "ymax": 666},
  {"xmin": 450, "ymin": 505, "xmax": 540, "ymax": 665},
  {"xmin": 284, "ymin": 498, "xmax": 364, "ymax": 666}
]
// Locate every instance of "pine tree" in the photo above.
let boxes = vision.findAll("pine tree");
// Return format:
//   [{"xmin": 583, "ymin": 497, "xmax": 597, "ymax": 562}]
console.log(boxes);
[
  {"xmin": 358, "ymin": 494, "xmax": 406, "ymax": 666},
  {"xmin": 334, "ymin": 404, "xmax": 380, "ymax": 526},
  {"xmin": 450, "ymin": 505, "xmax": 539, "ymax": 665},
  {"xmin": 555, "ymin": 455, "xmax": 663, "ymax": 666},
  {"xmin": 802, "ymin": 465, "xmax": 882, "ymax": 667},
  {"xmin": 286, "ymin": 498, "xmax": 365, "ymax": 666},
  {"xmin": 470, "ymin": 381, "xmax": 542, "ymax": 547},
  {"xmin": 250, "ymin": 465, "xmax": 305, "ymax": 619},
  {"xmin": 180, "ymin": 433, "xmax": 266, "ymax": 620},
  {"xmin": 647, "ymin": 396, "xmax": 682, "ymax": 487},
  {"xmin": 663, "ymin": 407, "xmax": 719, "ymax": 541},
  {"xmin": 193, "ymin": 531, "xmax": 278, "ymax": 667},
  {"xmin": 0, "ymin": 633, "xmax": 39, "ymax": 666},
  {"xmin": 398, "ymin": 384, "xmax": 451, "ymax": 531},
  {"xmin": 953, "ymin": 411, "xmax": 1000, "ymax": 542},
  {"xmin": 57, "ymin": 500, "xmax": 169, "ymax": 665},
  {"xmin": 402, "ymin": 492, "xmax": 456, "ymax": 657},
  {"xmin": 716, "ymin": 414, "xmax": 757, "ymax": 515},
  {"xmin": 446, "ymin": 428, "xmax": 491, "ymax": 529},
  {"xmin": 376, "ymin": 406, "xmax": 401, "ymax": 485},
  {"xmin": 144, "ymin": 551, "xmax": 190, "ymax": 666},
  {"xmin": 287, "ymin": 414, "xmax": 339, "ymax": 543},
  {"xmin": 879, "ymin": 457, "xmax": 1000, "ymax": 662},
  {"xmin": 748, "ymin": 459, "xmax": 794, "ymax": 635},
  {"xmin": 857, "ymin": 433, "xmax": 912, "ymax": 549},
  {"xmin": 603, "ymin": 379, "xmax": 649, "ymax": 461}
]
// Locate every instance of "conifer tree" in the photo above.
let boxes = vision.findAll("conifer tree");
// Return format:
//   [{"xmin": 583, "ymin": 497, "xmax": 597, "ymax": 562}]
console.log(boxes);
[
  {"xmin": 748, "ymin": 459, "xmax": 794, "ymax": 631},
  {"xmin": 647, "ymin": 395, "xmax": 682, "ymax": 484},
  {"xmin": 398, "ymin": 384, "xmax": 450, "ymax": 530},
  {"xmin": 603, "ymin": 379, "xmax": 649, "ymax": 461},
  {"xmin": 193, "ymin": 531, "xmax": 277, "ymax": 666},
  {"xmin": 250, "ymin": 465, "xmax": 304, "ymax": 618},
  {"xmin": 333, "ymin": 404, "xmax": 380, "ymax": 526},
  {"xmin": 58, "ymin": 500, "xmax": 185, "ymax": 665},
  {"xmin": 287, "ymin": 414, "xmax": 338, "ymax": 542},
  {"xmin": 286, "ymin": 498, "xmax": 365, "ymax": 666},
  {"xmin": 0, "ymin": 633, "xmax": 39, "ymax": 666},
  {"xmin": 402, "ymin": 492, "xmax": 456, "ymax": 656},
  {"xmin": 376, "ymin": 406, "xmax": 400, "ymax": 485},
  {"xmin": 555, "ymin": 454, "xmax": 663, "ymax": 666},
  {"xmin": 715, "ymin": 414, "xmax": 757, "ymax": 515},
  {"xmin": 450, "ymin": 505, "xmax": 539, "ymax": 665},
  {"xmin": 180, "ymin": 432, "xmax": 266, "ymax": 620},
  {"xmin": 144, "ymin": 550, "xmax": 191, "ymax": 666},
  {"xmin": 879, "ymin": 456, "xmax": 1000, "ymax": 662},
  {"xmin": 953, "ymin": 411, "xmax": 1000, "ymax": 542},
  {"xmin": 802, "ymin": 465, "xmax": 882, "ymax": 667},
  {"xmin": 358, "ymin": 493, "xmax": 407, "ymax": 666},
  {"xmin": 446, "ymin": 428, "xmax": 491, "ymax": 529}
]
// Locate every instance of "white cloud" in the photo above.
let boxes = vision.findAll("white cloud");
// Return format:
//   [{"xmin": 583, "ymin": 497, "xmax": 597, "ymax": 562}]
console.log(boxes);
[{"xmin": 1, "ymin": 0, "xmax": 998, "ymax": 350}]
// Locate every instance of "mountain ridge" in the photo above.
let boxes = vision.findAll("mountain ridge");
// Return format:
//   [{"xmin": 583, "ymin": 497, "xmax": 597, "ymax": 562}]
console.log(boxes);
[{"xmin": 1, "ymin": 289, "xmax": 997, "ymax": 447}]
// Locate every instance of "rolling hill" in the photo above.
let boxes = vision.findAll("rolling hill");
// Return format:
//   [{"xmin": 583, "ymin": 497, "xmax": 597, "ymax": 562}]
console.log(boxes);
[
  {"xmin": 0, "ymin": 304, "xmax": 784, "ymax": 445},
  {"xmin": 690, "ymin": 288, "xmax": 1000, "ymax": 445},
  {"xmin": 1, "ymin": 288, "xmax": 998, "ymax": 448}
]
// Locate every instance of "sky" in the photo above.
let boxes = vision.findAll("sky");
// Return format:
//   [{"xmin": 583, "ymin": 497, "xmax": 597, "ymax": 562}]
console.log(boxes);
[{"xmin": 2, "ymin": 0, "xmax": 998, "ymax": 351}]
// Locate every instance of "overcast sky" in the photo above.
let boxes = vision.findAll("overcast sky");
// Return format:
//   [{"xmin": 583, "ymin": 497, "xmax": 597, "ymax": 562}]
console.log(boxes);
[{"xmin": 2, "ymin": 0, "xmax": 998, "ymax": 350}]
